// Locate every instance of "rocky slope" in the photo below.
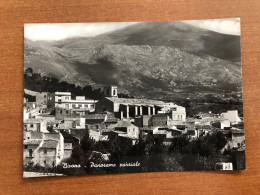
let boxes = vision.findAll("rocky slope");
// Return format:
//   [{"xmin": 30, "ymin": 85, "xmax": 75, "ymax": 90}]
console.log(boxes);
[{"xmin": 24, "ymin": 21, "xmax": 242, "ymax": 99}]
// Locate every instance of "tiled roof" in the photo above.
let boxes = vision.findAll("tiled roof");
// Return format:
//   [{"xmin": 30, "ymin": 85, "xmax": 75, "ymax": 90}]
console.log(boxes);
[
  {"xmin": 84, "ymin": 114, "xmax": 107, "ymax": 120},
  {"xmin": 24, "ymin": 140, "xmax": 42, "ymax": 145},
  {"xmin": 106, "ymin": 97, "xmax": 166, "ymax": 106},
  {"xmin": 105, "ymin": 118, "xmax": 118, "ymax": 123},
  {"xmin": 64, "ymin": 143, "xmax": 73, "ymax": 150},
  {"xmin": 24, "ymin": 118, "xmax": 45, "ymax": 123},
  {"xmin": 41, "ymin": 140, "xmax": 59, "ymax": 149},
  {"xmin": 116, "ymin": 120, "xmax": 136, "ymax": 128},
  {"xmin": 44, "ymin": 133, "xmax": 60, "ymax": 141}
]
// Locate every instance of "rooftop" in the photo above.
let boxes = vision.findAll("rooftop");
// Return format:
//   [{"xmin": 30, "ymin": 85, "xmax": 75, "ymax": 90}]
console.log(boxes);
[
  {"xmin": 106, "ymin": 97, "xmax": 166, "ymax": 106},
  {"xmin": 41, "ymin": 140, "xmax": 59, "ymax": 149},
  {"xmin": 116, "ymin": 120, "xmax": 137, "ymax": 128},
  {"xmin": 24, "ymin": 118, "xmax": 45, "ymax": 123},
  {"xmin": 24, "ymin": 140, "xmax": 42, "ymax": 145},
  {"xmin": 44, "ymin": 133, "xmax": 61, "ymax": 141}
]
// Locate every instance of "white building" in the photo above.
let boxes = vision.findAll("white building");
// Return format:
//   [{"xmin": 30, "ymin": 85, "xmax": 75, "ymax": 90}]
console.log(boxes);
[
  {"xmin": 221, "ymin": 110, "xmax": 242, "ymax": 124},
  {"xmin": 55, "ymin": 92, "xmax": 97, "ymax": 111}
]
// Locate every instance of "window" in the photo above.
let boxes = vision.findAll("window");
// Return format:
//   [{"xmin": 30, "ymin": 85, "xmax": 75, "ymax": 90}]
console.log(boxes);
[
  {"xmin": 65, "ymin": 97, "xmax": 69, "ymax": 100},
  {"xmin": 58, "ymin": 99, "xmax": 61, "ymax": 104},
  {"xmin": 44, "ymin": 149, "xmax": 47, "ymax": 154},
  {"xmin": 44, "ymin": 95, "xmax": 46, "ymax": 98},
  {"xmin": 237, "ymin": 143, "xmax": 241, "ymax": 147},
  {"xmin": 29, "ymin": 149, "xmax": 33, "ymax": 157},
  {"xmin": 24, "ymin": 145, "xmax": 28, "ymax": 149},
  {"xmin": 113, "ymin": 89, "xmax": 116, "ymax": 95},
  {"xmin": 30, "ymin": 124, "xmax": 33, "ymax": 128},
  {"xmin": 66, "ymin": 110, "xmax": 69, "ymax": 114},
  {"xmin": 95, "ymin": 125, "xmax": 99, "ymax": 129},
  {"xmin": 60, "ymin": 110, "xmax": 62, "ymax": 114},
  {"xmin": 44, "ymin": 160, "xmax": 46, "ymax": 164},
  {"xmin": 27, "ymin": 137, "xmax": 30, "ymax": 140}
]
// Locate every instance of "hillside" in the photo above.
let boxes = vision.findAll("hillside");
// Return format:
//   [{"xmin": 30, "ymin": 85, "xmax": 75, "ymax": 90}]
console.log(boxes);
[
  {"xmin": 63, "ymin": 21, "xmax": 241, "ymax": 62},
  {"xmin": 24, "ymin": 21, "xmax": 242, "ymax": 99}
]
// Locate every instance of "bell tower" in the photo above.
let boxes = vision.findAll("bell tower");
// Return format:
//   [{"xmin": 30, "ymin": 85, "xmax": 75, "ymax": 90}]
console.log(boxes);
[{"xmin": 105, "ymin": 86, "xmax": 118, "ymax": 97}]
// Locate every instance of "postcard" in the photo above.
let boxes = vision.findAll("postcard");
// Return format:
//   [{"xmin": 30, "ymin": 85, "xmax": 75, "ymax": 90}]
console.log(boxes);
[{"xmin": 23, "ymin": 18, "xmax": 245, "ymax": 177}]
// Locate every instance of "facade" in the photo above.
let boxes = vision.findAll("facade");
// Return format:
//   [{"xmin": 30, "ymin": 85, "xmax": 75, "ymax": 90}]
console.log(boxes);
[
  {"xmin": 221, "ymin": 110, "xmax": 242, "ymax": 124},
  {"xmin": 55, "ymin": 92, "xmax": 97, "ymax": 111},
  {"xmin": 104, "ymin": 86, "xmax": 118, "ymax": 97},
  {"xmin": 23, "ymin": 132, "xmax": 72, "ymax": 168},
  {"xmin": 95, "ymin": 97, "xmax": 184, "ymax": 120},
  {"xmin": 24, "ymin": 118, "xmax": 48, "ymax": 132},
  {"xmin": 36, "ymin": 92, "xmax": 48, "ymax": 105}
]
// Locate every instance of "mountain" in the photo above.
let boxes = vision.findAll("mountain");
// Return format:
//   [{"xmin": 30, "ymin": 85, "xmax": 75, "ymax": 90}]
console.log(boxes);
[
  {"xmin": 63, "ymin": 21, "xmax": 241, "ymax": 62},
  {"xmin": 24, "ymin": 21, "xmax": 242, "ymax": 99},
  {"xmin": 41, "ymin": 37, "xmax": 91, "ymax": 48}
]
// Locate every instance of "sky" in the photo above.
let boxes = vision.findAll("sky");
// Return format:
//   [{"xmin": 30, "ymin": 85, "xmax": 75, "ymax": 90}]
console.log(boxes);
[{"xmin": 24, "ymin": 18, "xmax": 240, "ymax": 41}]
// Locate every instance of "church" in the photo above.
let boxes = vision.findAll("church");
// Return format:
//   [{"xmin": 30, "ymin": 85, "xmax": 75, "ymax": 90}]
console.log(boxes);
[{"xmin": 95, "ymin": 86, "xmax": 186, "ymax": 121}]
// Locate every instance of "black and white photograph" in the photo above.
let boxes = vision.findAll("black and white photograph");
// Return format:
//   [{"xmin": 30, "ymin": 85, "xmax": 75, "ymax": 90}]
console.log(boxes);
[{"xmin": 23, "ymin": 18, "xmax": 245, "ymax": 178}]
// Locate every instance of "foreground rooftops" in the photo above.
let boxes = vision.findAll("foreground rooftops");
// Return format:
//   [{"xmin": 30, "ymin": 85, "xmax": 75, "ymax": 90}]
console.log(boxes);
[
  {"xmin": 24, "ymin": 118, "xmax": 45, "ymax": 123},
  {"xmin": 24, "ymin": 140, "xmax": 42, "ymax": 145},
  {"xmin": 41, "ymin": 140, "xmax": 59, "ymax": 149}
]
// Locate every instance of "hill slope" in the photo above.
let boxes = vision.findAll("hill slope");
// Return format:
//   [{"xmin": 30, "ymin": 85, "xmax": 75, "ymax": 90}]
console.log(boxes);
[
  {"xmin": 24, "ymin": 21, "xmax": 242, "ymax": 99},
  {"xmin": 64, "ymin": 21, "xmax": 241, "ymax": 62}
]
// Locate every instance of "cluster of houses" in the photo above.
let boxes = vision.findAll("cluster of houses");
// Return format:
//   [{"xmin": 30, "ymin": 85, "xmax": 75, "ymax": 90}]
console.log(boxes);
[{"xmin": 23, "ymin": 86, "xmax": 245, "ymax": 170}]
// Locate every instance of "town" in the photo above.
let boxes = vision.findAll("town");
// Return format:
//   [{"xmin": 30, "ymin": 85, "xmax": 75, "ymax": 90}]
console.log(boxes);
[{"xmin": 23, "ymin": 85, "xmax": 245, "ymax": 176}]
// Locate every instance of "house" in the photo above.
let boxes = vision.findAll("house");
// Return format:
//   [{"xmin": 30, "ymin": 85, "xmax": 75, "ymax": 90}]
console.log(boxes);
[
  {"xmin": 23, "ymin": 132, "xmax": 72, "ymax": 168},
  {"xmin": 221, "ymin": 110, "xmax": 242, "ymax": 124},
  {"xmin": 36, "ymin": 92, "xmax": 48, "ymax": 106},
  {"xmin": 54, "ymin": 92, "xmax": 97, "ymax": 111},
  {"xmin": 158, "ymin": 103, "xmax": 186, "ymax": 121},
  {"xmin": 230, "ymin": 129, "xmax": 245, "ymax": 148},
  {"xmin": 106, "ymin": 120, "xmax": 140, "ymax": 145},
  {"xmin": 212, "ymin": 120, "xmax": 231, "ymax": 130},
  {"xmin": 24, "ymin": 118, "xmax": 48, "ymax": 132},
  {"xmin": 134, "ymin": 115, "xmax": 153, "ymax": 127},
  {"xmin": 114, "ymin": 120, "xmax": 139, "ymax": 139},
  {"xmin": 85, "ymin": 114, "xmax": 107, "ymax": 130},
  {"xmin": 152, "ymin": 114, "xmax": 171, "ymax": 126}
]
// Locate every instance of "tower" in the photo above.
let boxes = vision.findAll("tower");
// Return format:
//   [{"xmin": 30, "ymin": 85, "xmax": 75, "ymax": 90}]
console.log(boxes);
[{"xmin": 104, "ymin": 86, "xmax": 118, "ymax": 97}]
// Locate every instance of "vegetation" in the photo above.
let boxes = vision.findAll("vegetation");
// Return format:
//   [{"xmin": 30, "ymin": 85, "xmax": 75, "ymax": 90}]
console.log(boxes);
[
  {"xmin": 52, "ymin": 130, "xmax": 230, "ymax": 175},
  {"xmin": 24, "ymin": 68, "xmax": 104, "ymax": 100}
]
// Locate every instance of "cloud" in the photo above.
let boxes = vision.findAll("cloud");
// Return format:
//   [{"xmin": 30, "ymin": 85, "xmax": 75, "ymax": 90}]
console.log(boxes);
[
  {"xmin": 24, "ymin": 22, "xmax": 137, "ymax": 41},
  {"xmin": 184, "ymin": 18, "xmax": 240, "ymax": 35},
  {"xmin": 24, "ymin": 19, "xmax": 240, "ymax": 41}
]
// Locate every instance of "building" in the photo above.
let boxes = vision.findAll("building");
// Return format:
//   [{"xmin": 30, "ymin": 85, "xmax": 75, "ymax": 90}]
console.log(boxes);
[
  {"xmin": 55, "ymin": 92, "xmax": 97, "ymax": 111},
  {"xmin": 36, "ymin": 92, "xmax": 48, "ymax": 105},
  {"xmin": 24, "ymin": 118, "xmax": 48, "ymax": 132},
  {"xmin": 221, "ymin": 110, "xmax": 242, "ymax": 124},
  {"xmin": 95, "ymin": 97, "xmax": 183, "ymax": 119},
  {"xmin": 104, "ymin": 86, "xmax": 118, "ymax": 97},
  {"xmin": 152, "ymin": 114, "xmax": 172, "ymax": 126},
  {"xmin": 23, "ymin": 132, "xmax": 72, "ymax": 168}
]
